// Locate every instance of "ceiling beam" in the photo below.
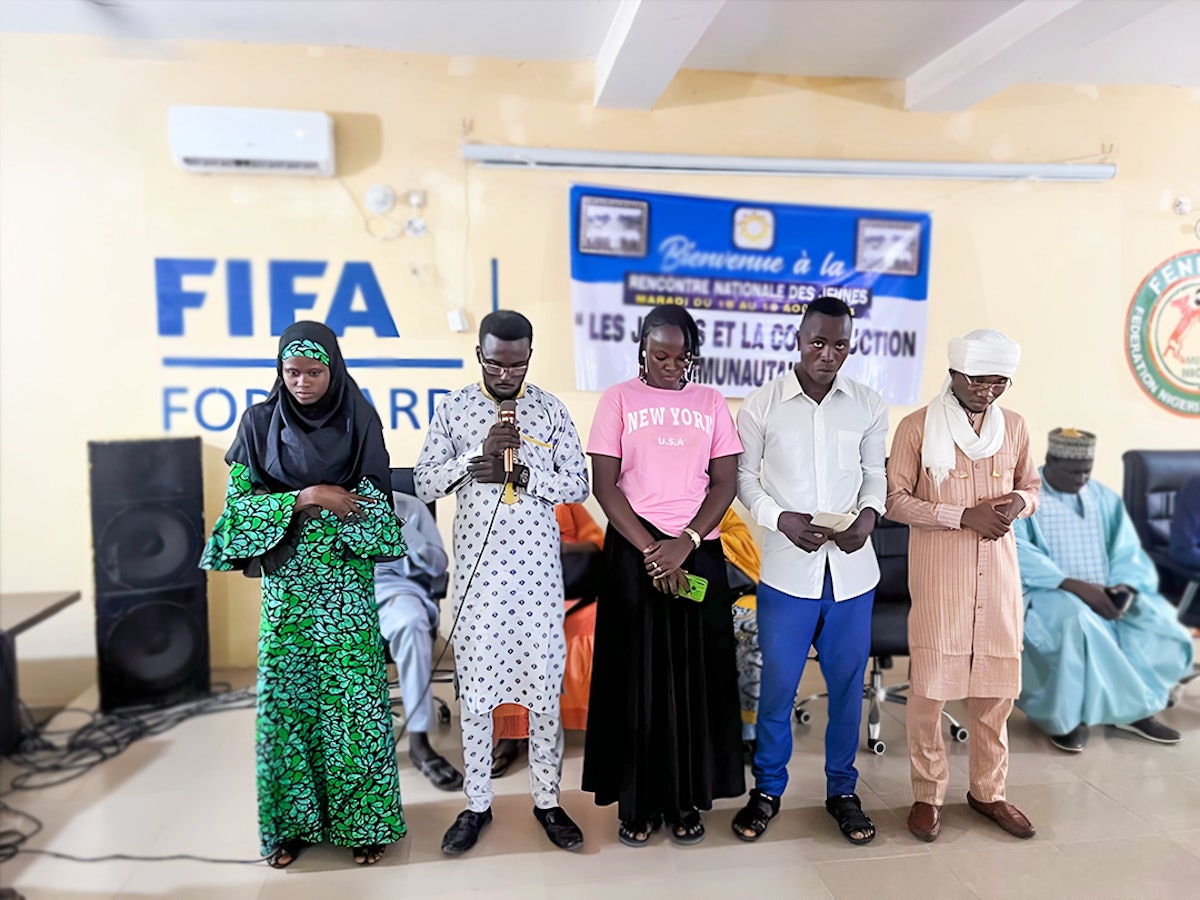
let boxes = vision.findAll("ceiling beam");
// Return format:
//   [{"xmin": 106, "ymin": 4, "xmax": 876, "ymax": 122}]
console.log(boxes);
[
  {"xmin": 905, "ymin": 0, "xmax": 1170, "ymax": 112},
  {"xmin": 594, "ymin": 0, "xmax": 725, "ymax": 110}
]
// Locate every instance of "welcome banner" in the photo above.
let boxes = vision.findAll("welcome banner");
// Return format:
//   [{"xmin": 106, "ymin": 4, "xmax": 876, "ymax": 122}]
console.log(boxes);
[{"xmin": 569, "ymin": 185, "xmax": 932, "ymax": 402}]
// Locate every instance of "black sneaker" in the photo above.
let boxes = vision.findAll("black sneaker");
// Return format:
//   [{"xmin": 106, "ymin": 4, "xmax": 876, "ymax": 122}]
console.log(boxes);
[
  {"xmin": 441, "ymin": 808, "xmax": 493, "ymax": 855},
  {"xmin": 1049, "ymin": 724, "xmax": 1087, "ymax": 752},
  {"xmin": 1114, "ymin": 716, "xmax": 1182, "ymax": 744},
  {"xmin": 534, "ymin": 805, "xmax": 584, "ymax": 851}
]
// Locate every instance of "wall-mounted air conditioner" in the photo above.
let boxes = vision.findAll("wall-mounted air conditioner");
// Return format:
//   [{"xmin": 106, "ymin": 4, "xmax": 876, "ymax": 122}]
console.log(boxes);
[{"xmin": 167, "ymin": 106, "xmax": 335, "ymax": 176}]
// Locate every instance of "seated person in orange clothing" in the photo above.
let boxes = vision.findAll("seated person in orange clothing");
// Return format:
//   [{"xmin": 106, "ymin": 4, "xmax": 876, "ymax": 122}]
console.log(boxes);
[
  {"xmin": 720, "ymin": 506, "xmax": 764, "ymax": 756},
  {"xmin": 492, "ymin": 502, "xmax": 604, "ymax": 776}
]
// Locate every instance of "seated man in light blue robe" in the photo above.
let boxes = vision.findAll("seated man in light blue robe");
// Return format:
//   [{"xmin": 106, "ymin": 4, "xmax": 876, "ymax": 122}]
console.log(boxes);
[
  {"xmin": 376, "ymin": 491, "xmax": 463, "ymax": 790},
  {"xmin": 1015, "ymin": 428, "xmax": 1194, "ymax": 752}
]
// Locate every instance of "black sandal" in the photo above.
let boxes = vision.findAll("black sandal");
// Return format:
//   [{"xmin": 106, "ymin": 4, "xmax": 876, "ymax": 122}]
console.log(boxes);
[
  {"xmin": 669, "ymin": 808, "xmax": 705, "ymax": 845},
  {"xmin": 353, "ymin": 843, "xmax": 386, "ymax": 865},
  {"xmin": 731, "ymin": 789, "xmax": 780, "ymax": 842},
  {"xmin": 491, "ymin": 739, "xmax": 525, "ymax": 778},
  {"xmin": 412, "ymin": 752, "xmax": 465, "ymax": 792},
  {"xmin": 617, "ymin": 813, "xmax": 662, "ymax": 847},
  {"xmin": 825, "ymin": 794, "xmax": 876, "ymax": 845},
  {"xmin": 266, "ymin": 838, "xmax": 308, "ymax": 869}
]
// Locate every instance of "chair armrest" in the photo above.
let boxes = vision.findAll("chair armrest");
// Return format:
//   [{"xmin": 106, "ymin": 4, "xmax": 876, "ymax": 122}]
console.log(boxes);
[
  {"xmin": 1149, "ymin": 550, "xmax": 1200, "ymax": 583},
  {"xmin": 430, "ymin": 572, "xmax": 449, "ymax": 601}
]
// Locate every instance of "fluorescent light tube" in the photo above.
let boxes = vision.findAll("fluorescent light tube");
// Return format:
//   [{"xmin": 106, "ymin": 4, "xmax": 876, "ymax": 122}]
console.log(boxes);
[{"xmin": 461, "ymin": 144, "xmax": 1116, "ymax": 182}]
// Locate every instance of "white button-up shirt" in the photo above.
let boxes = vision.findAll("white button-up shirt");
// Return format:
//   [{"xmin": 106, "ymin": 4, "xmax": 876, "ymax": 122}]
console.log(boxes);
[{"xmin": 736, "ymin": 370, "xmax": 888, "ymax": 601}]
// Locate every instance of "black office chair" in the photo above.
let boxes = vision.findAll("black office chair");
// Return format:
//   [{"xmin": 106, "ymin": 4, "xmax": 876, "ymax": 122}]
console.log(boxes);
[
  {"xmin": 794, "ymin": 514, "xmax": 967, "ymax": 755},
  {"xmin": 385, "ymin": 466, "xmax": 453, "ymax": 726},
  {"xmin": 1122, "ymin": 450, "xmax": 1200, "ymax": 697},
  {"xmin": 1122, "ymin": 450, "xmax": 1200, "ymax": 620},
  {"xmin": 561, "ymin": 542, "xmax": 604, "ymax": 615}
]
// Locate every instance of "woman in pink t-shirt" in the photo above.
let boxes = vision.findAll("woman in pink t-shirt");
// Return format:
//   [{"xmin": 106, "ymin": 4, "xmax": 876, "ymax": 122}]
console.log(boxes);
[{"xmin": 581, "ymin": 306, "xmax": 745, "ymax": 847}]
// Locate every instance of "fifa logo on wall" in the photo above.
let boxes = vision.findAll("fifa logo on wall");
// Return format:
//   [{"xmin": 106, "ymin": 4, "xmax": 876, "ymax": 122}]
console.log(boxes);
[{"xmin": 153, "ymin": 257, "xmax": 460, "ymax": 432}]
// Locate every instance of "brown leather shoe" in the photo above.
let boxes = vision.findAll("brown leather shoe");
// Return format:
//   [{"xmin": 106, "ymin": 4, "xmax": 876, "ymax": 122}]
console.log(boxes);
[
  {"xmin": 966, "ymin": 792, "xmax": 1035, "ymax": 839},
  {"xmin": 907, "ymin": 801, "xmax": 942, "ymax": 842}
]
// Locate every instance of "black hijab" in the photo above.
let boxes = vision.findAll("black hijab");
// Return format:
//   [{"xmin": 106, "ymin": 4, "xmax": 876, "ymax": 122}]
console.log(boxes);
[{"xmin": 226, "ymin": 321, "xmax": 391, "ymax": 495}]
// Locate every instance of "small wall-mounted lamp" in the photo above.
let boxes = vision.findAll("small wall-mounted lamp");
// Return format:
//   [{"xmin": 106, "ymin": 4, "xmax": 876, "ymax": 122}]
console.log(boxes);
[{"xmin": 406, "ymin": 190, "xmax": 428, "ymax": 237}]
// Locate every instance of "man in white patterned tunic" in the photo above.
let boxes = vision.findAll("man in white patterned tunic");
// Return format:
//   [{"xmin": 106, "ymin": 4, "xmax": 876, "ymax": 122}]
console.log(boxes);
[{"xmin": 415, "ymin": 310, "xmax": 590, "ymax": 856}]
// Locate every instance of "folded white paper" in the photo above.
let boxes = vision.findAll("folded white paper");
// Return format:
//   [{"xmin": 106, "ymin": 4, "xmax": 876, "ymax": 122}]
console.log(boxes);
[{"xmin": 809, "ymin": 511, "xmax": 859, "ymax": 533}]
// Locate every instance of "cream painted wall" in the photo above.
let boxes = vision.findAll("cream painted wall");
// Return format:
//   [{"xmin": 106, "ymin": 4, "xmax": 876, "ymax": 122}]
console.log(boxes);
[{"xmin": 1, "ymin": 35, "xmax": 1196, "ymax": 706}]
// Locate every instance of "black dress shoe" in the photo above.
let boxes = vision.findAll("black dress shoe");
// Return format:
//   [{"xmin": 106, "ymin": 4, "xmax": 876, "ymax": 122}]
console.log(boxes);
[
  {"xmin": 1049, "ymin": 724, "xmax": 1087, "ymax": 752},
  {"xmin": 1115, "ymin": 716, "xmax": 1182, "ymax": 744},
  {"xmin": 534, "ymin": 806, "xmax": 584, "ymax": 851},
  {"xmin": 441, "ymin": 808, "xmax": 492, "ymax": 856}
]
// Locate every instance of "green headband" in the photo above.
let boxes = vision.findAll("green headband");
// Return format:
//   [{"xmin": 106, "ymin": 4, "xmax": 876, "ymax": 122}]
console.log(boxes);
[{"xmin": 281, "ymin": 339, "xmax": 330, "ymax": 367}]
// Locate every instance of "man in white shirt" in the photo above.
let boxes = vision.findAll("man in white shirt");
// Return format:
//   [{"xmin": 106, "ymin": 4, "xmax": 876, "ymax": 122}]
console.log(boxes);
[{"xmin": 732, "ymin": 296, "xmax": 887, "ymax": 846}]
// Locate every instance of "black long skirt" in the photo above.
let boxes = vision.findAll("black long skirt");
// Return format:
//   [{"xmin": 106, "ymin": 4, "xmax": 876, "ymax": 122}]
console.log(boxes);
[{"xmin": 581, "ymin": 519, "xmax": 745, "ymax": 822}]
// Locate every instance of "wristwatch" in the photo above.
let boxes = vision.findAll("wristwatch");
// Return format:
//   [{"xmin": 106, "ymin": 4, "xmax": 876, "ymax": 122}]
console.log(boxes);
[{"xmin": 682, "ymin": 527, "xmax": 702, "ymax": 548}]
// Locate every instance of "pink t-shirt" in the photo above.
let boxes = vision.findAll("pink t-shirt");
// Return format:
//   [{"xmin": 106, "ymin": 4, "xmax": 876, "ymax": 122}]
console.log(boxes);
[{"xmin": 587, "ymin": 378, "xmax": 743, "ymax": 538}]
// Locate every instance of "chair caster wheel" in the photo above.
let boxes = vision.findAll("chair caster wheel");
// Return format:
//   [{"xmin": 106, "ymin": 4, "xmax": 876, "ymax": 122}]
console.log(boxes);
[
  {"xmin": 868, "ymin": 739, "xmax": 886, "ymax": 755},
  {"xmin": 437, "ymin": 706, "xmax": 452, "ymax": 725},
  {"xmin": 951, "ymin": 726, "xmax": 969, "ymax": 743},
  {"xmin": 795, "ymin": 708, "xmax": 813, "ymax": 725}
]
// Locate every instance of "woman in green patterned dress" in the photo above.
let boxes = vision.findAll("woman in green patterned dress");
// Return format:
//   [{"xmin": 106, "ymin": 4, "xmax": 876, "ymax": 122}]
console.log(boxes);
[{"xmin": 201, "ymin": 321, "xmax": 407, "ymax": 868}]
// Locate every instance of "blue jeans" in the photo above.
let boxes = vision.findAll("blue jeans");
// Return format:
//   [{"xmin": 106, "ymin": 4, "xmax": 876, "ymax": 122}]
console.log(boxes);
[{"xmin": 752, "ymin": 570, "xmax": 873, "ymax": 797}]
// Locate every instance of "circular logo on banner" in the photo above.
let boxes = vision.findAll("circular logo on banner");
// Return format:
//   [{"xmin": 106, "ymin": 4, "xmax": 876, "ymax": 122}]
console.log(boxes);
[{"xmin": 1125, "ymin": 249, "xmax": 1200, "ymax": 418}]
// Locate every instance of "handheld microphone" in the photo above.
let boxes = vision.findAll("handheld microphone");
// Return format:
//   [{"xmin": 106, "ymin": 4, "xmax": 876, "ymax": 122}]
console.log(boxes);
[{"xmin": 499, "ymin": 399, "xmax": 517, "ymax": 475}]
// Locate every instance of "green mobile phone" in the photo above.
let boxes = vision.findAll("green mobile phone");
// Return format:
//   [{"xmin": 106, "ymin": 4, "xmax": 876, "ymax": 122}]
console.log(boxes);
[{"xmin": 678, "ymin": 574, "xmax": 709, "ymax": 603}]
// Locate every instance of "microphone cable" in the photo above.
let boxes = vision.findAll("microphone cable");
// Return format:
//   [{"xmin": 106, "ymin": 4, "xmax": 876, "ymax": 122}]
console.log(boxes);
[{"xmin": 389, "ymin": 480, "xmax": 508, "ymax": 741}]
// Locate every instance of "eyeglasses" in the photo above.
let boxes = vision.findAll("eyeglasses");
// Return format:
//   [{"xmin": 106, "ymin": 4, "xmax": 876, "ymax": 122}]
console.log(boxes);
[
  {"xmin": 477, "ymin": 349, "xmax": 530, "ymax": 377},
  {"xmin": 953, "ymin": 370, "xmax": 1011, "ymax": 393}
]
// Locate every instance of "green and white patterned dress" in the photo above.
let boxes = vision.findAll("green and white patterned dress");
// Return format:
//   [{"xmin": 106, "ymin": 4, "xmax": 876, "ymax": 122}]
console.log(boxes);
[{"xmin": 201, "ymin": 461, "xmax": 407, "ymax": 854}]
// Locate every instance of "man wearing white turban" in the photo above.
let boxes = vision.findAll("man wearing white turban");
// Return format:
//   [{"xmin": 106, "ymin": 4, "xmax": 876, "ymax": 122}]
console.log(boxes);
[{"xmin": 886, "ymin": 329, "xmax": 1041, "ymax": 843}]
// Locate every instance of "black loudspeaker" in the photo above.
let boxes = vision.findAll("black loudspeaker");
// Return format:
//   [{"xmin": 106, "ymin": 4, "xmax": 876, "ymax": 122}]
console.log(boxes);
[{"xmin": 88, "ymin": 437, "xmax": 210, "ymax": 713}]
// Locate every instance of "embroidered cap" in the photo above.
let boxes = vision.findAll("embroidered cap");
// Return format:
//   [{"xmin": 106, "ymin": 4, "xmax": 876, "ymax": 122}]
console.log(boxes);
[{"xmin": 1047, "ymin": 427, "xmax": 1096, "ymax": 460}]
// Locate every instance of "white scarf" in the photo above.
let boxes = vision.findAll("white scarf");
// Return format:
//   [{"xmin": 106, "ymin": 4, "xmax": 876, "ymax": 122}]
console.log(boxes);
[{"xmin": 922, "ymin": 375, "xmax": 1006, "ymax": 485}]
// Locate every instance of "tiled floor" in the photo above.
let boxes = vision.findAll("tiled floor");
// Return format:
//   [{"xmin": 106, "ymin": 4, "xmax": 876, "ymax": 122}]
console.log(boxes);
[{"xmin": 2, "ymin": 650, "xmax": 1198, "ymax": 900}]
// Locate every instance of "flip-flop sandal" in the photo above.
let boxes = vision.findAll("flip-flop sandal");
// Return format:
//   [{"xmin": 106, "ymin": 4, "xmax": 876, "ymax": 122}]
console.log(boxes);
[
  {"xmin": 825, "ymin": 794, "xmax": 876, "ymax": 845},
  {"xmin": 414, "ymin": 753, "xmax": 464, "ymax": 791},
  {"xmin": 617, "ymin": 814, "xmax": 662, "ymax": 847},
  {"xmin": 669, "ymin": 808, "xmax": 706, "ymax": 845},
  {"xmin": 265, "ymin": 838, "xmax": 308, "ymax": 868},
  {"xmin": 731, "ymin": 789, "xmax": 780, "ymax": 842},
  {"xmin": 352, "ymin": 843, "xmax": 386, "ymax": 865}
]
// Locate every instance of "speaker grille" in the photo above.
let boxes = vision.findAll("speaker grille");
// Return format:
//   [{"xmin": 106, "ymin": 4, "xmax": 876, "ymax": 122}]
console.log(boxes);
[
  {"xmin": 97, "ymin": 505, "xmax": 202, "ymax": 590},
  {"xmin": 101, "ymin": 594, "xmax": 206, "ymax": 695}
]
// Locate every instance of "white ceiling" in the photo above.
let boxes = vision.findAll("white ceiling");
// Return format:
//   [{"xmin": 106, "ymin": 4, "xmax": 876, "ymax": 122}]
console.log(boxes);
[{"xmin": 1, "ymin": 0, "xmax": 1197, "ymax": 110}]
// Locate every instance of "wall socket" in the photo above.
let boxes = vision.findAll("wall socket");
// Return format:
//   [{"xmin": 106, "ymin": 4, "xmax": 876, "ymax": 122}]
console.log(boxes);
[{"xmin": 447, "ymin": 309, "xmax": 469, "ymax": 333}]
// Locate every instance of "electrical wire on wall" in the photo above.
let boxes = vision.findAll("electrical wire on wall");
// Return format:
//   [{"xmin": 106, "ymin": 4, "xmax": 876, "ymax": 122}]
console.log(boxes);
[{"xmin": 335, "ymin": 176, "xmax": 468, "ymax": 330}]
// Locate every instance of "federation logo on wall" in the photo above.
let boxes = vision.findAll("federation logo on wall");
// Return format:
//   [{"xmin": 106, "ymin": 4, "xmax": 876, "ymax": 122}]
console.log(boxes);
[{"xmin": 1125, "ymin": 249, "xmax": 1200, "ymax": 418}]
